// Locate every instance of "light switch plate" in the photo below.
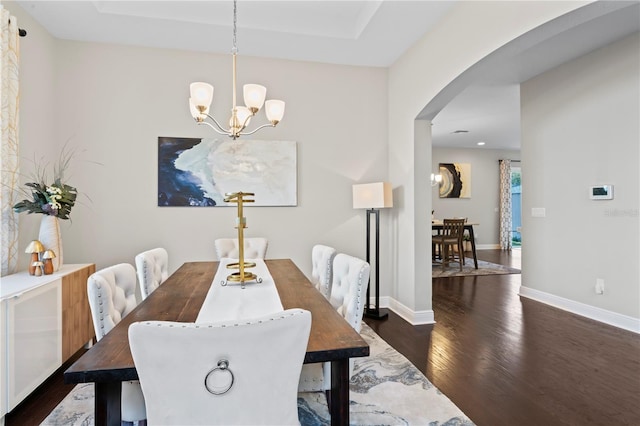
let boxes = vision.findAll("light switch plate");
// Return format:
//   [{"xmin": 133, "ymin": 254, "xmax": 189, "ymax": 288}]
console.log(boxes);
[{"xmin": 531, "ymin": 207, "xmax": 546, "ymax": 217}]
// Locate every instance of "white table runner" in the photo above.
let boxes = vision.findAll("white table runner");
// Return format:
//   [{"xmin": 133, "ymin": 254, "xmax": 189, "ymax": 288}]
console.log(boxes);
[{"xmin": 195, "ymin": 258, "xmax": 283, "ymax": 323}]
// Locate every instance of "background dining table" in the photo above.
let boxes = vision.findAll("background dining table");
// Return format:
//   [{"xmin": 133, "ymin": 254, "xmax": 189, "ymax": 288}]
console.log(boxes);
[{"xmin": 432, "ymin": 220, "xmax": 479, "ymax": 269}]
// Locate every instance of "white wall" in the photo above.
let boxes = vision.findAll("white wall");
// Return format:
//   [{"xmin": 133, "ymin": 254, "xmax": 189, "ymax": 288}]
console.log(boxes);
[
  {"xmin": 7, "ymin": 1, "xmax": 57, "ymax": 251},
  {"xmin": 9, "ymin": 2, "xmax": 390, "ymax": 284},
  {"xmin": 520, "ymin": 33, "xmax": 639, "ymax": 327},
  {"xmin": 432, "ymin": 148, "xmax": 520, "ymax": 247},
  {"xmin": 388, "ymin": 1, "xmax": 587, "ymax": 321}
]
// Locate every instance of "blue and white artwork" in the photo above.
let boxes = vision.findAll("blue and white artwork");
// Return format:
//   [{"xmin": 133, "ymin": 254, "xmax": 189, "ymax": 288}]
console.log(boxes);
[{"xmin": 158, "ymin": 137, "xmax": 297, "ymax": 207}]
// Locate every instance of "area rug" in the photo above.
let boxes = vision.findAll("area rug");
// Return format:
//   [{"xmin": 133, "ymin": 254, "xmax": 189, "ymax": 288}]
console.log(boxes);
[
  {"xmin": 42, "ymin": 324, "xmax": 474, "ymax": 426},
  {"xmin": 432, "ymin": 258, "xmax": 520, "ymax": 278}
]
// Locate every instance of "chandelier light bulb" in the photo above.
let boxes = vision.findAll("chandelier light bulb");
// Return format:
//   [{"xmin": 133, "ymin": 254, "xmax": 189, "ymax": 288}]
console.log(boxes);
[
  {"xmin": 265, "ymin": 100, "xmax": 285, "ymax": 124},
  {"xmin": 189, "ymin": 98, "xmax": 208, "ymax": 121},
  {"xmin": 243, "ymin": 84, "xmax": 267, "ymax": 113},
  {"xmin": 230, "ymin": 106, "xmax": 252, "ymax": 131},
  {"xmin": 190, "ymin": 82, "xmax": 214, "ymax": 111}
]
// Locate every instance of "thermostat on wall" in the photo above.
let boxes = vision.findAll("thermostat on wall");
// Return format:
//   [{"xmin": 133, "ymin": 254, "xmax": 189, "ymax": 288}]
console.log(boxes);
[{"xmin": 590, "ymin": 185, "xmax": 613, "ymax": 200}]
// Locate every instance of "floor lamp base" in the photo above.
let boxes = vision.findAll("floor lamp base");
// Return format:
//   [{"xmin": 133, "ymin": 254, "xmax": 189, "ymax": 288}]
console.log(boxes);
[{"xmin": 364, "ymin": 307, "xmax": 388, "ymax": 320}]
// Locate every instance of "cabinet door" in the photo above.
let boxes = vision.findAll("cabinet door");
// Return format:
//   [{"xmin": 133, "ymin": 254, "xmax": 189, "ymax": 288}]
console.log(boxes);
[{"xmin": 6, "ymin": 280, "xmax": 62, "ymax": 411}]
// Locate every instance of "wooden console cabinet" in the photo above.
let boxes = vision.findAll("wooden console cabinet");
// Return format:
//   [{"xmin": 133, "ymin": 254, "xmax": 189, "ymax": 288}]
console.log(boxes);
[
  {"xmin": 61, "ymin": 264, "xmax": 96, "ymax": 360},
  {"xmin": 0, "ymin": 263, "xmax": 95, "ymax": 419}
]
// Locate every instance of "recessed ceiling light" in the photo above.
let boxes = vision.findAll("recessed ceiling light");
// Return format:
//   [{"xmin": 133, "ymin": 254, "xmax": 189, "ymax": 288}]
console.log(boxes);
[{"xmin": 477, "ymin": 142, "xmax": 486, "ymax": 146}]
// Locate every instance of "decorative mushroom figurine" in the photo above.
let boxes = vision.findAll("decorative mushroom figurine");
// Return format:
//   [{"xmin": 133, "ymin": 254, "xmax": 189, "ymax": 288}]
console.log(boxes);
[
  {"xmin": 25, "ymin": 240, "xmax": 45, "ymax": 275},
  {"xmin": 32, "ymin": 261, "xmax": 44, "ymax": 276},
  {"xmin": 42, "ymin": 249, "xmax": 56, "ymax": 275}
]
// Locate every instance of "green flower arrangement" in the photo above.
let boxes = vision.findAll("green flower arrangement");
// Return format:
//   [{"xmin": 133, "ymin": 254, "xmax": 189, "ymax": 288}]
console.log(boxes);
[{"xmin": 13, "ymin": 148, "xmax": 79, "ymax": 220}]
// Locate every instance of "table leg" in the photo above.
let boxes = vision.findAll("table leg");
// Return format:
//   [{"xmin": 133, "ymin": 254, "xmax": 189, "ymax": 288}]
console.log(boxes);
[
  {"xmin": 468, "ymin": 226, "xmax": 479, "ymax": 269},
  {"xmin": 95, "ymin": 382, "xmax": 121, "ymax": 426},
  {"xmin": 330, "ymin": 359, "xmax": 350, "ymax": 426}
]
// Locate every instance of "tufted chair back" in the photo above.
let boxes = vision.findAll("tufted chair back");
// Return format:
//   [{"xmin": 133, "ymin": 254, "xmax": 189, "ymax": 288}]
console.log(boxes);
[
  {"xmin": 328, "ymin": 253, "xmax": 370, "ymax": 333},
  {"xmin": 129, "ymin": 309, "xmax": 311, "ymax": 425},
  {"xmin": 214, "ymin": 237, "xmax": 268, "ymax": 259},
  {"xmin": 135, "ymin": 247, "xmax": 169, "ymax": 300},
  {"xmin": 87, "ymin": 263, "xmax": 138, "ymax": 340},
  {"xmin": 87, "ymin": 263, "xmax": 146, "ymax": 422},
  {"xmin": 298, "ymin": 253, "xmax": 370, "ymax": 393},
  {"xmin": 310, "ymin": 245, "xmax": 337, "ymax": 299}
]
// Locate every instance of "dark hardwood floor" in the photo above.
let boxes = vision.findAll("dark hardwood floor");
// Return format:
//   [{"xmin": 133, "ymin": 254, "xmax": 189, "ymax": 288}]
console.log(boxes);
[
  {"xmin": 7, "ymin": 249, "xmax": 640, "ymax": 426},
  {"xmin": 366, "ymin": 249, "xmax": 640, "ymax": 426}
]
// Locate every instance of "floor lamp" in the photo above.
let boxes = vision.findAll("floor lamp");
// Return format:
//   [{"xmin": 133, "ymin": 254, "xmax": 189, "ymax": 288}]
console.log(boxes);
[{"xmin": 352, "ymin": 182, "xmax": 393, "ymax": 320}]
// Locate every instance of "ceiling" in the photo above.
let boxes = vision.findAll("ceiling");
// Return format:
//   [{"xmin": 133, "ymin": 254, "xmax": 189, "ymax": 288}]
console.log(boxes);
[
  {"xmin": 15, "ymin": 1, "xmax": 640, "ymax": 150},
  {"xmin": 16, "ymin": 1, "xmax": 456, "ymax": 67}
]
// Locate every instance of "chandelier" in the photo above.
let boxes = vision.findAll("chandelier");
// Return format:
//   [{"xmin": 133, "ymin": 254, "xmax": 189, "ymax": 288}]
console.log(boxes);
[{"xmin": 188, "ymin": 0, "xmax": 285, "ymax": 139}]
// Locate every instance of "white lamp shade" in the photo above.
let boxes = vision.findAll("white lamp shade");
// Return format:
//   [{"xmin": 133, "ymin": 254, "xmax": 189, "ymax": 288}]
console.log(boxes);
[
  {"xmin": 231, "ymin": 106, "xmax": 252, "ymax": 128},
  {"xmin": 352, "ymin": 182, "xmax": 393, "ymax": 209},
  {"xmin": 189, "ymin": 98, "xmax": 208, "ymax": 120},
  {"xmin": 243, "ymin": 84, "xmax": 267, "ymax": 110},
  {"xmin": 190, "ymin": 82, "xmax": 214, "ymax": 109},
  {"xmin": 265, "ymin": 100, "xmax": 285, "ymax": 123}
]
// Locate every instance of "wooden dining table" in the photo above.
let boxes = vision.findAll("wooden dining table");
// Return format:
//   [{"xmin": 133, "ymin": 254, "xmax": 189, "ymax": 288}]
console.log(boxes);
[
  {"xmin": 64, "ymin": 259, "xmax": 369, "ymax": 426},
  {"xmin": 432, "ymin": 220, "xmax": 479, "ymax": 269}
]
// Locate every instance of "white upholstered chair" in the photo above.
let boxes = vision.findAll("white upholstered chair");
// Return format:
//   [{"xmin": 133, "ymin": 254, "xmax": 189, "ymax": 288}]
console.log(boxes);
[
  {"xmin": 87, "ymin": 263, "xmax": 147, "ymax": 423},
  {"xmin": 214, "ymin": 237, "xmax": 268, "ymax": 259},
  {"xmin": 298, "ymin": 253, "xmax": 370, "ymax": 393},
  {"xmin": 310, "ymin": 244, "xmax": 337, "ymax": 299},
  {"xmin": 129, "ymin": 309, "xmax": 311, "ymax": 426},
  {"xmin": 135, "ymin": 247, "xmax": 169, "ymax": 300}
]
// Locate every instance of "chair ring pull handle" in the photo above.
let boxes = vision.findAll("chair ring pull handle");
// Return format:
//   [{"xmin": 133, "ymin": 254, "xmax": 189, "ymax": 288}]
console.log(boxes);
[{"xmin": 204, "ymin": 359, "xmax": 234, "ymax": 395}]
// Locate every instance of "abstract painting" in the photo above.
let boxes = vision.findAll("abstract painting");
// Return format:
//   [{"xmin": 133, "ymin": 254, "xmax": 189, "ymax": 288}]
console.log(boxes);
[
  {"xmin": 158, "ymin": 137, "xmax": 297, "ymax": 207},
  {"xmin": 439, "ymin": 163, "xmax": 471, "ymax": 198}
]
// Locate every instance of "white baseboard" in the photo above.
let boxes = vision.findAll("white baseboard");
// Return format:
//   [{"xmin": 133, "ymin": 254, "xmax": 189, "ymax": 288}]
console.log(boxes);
[
  {"xmin": 519, "ymin": 286, "xmax": 640, "ymax": 334},
  {"xmin": 476, "ymin": 244, "xmax": 500, "ymax": 250},
  {"xmin": 377, "ymin": 290, "xmax": 639, "ymax": 332},
  {"xmin": 375, "ymin": 296, "xmax": 435, "ymax": 325}
]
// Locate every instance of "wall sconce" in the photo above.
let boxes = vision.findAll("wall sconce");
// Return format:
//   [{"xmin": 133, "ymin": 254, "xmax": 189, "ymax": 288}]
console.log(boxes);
[{"xmin": 431, "ymin": 173, "xmax": 442, "ymax": 186}]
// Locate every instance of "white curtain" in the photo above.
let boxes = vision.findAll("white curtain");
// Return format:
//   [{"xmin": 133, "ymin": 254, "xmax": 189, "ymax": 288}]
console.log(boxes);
[
  {"xmin": 0, "ymin": 5, "xmax": 20, "ymax": 276},
  {"xmin": 499, "ymin": 159, "xmax": 512, "ymax": 250}
]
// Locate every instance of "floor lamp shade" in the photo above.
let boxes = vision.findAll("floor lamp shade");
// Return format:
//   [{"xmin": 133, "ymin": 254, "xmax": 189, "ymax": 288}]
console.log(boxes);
[
  {"xmin": 352, "ymin": 182, "xmax": 393, "ymax": 209},
  {"xmin": 352, "ymin": 182, "xmax": 392, "ymax": 320}
]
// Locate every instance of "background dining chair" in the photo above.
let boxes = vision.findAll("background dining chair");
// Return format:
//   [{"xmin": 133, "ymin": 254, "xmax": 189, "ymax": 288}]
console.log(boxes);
[
  {"xmin": 87, "ymin": 263, "xmax": 147, "ymax": 424},
  {"xmin": 214, "ymin": 237, "xmax": 269, "ymax": 259},
  {"xmin": 310, "ymin": 244, "xmax": 337, "ymax": 300},
  {"xmin": 129, "ymin": 309, "xmax": 311, "ymax": 426},
  {"xmin": 432, "ymin": 218, "xmax": 466, "ymax": 271},
  {"xmin": 135, "ymin": 247, "xmax": 169, "ymax": 300},
  {"xmin": 298, "ymin": 253, "xmax": 370, "ymax": 393}
]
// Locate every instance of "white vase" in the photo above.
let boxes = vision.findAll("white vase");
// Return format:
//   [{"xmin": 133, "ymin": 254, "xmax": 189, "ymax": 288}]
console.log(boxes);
[{"xmin": 38, "ymin": 215, "xmax": 63, "ymax": 272}]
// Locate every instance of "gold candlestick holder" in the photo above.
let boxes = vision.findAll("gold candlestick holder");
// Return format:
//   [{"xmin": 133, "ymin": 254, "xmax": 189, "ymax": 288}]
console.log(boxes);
[{"xmin": 222, "ymin": 191, "xmax": 262, "ymax": 288}]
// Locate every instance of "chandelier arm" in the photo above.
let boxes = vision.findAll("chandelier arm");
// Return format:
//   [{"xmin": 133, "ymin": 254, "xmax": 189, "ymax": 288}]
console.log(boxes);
[
  {"xmin": 239, "ymin": 112, "xmax": 254, "ymax": 130},
  {"xmin": 239, "ymin": 123, "xmax": 276, "ymax": 136},
  {"xmin": 198, "ymin": 120, "xmax": 231, "ymax": 137},
  {"xmin": 203, "ymin": 113, "xmax": 231, "ymax": 134}
]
